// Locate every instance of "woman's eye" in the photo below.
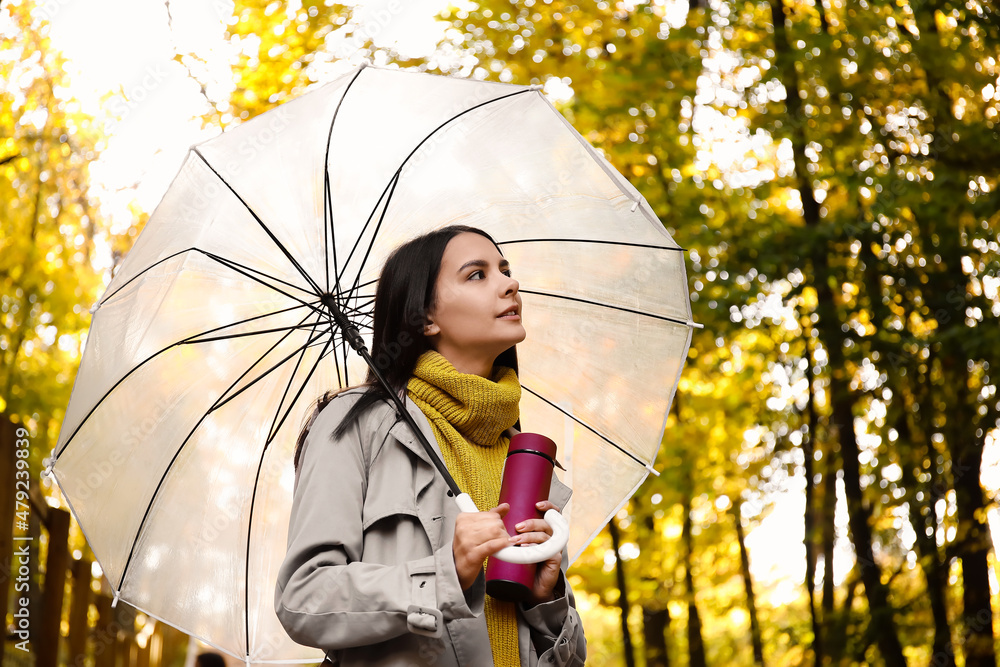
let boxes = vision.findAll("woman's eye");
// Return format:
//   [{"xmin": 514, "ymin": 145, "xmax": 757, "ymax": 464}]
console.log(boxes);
[
  {"xmin": 502, "ymin": 269, "xmax": 512, "ymax": 277},
  {"xmin": 469, "ymin": 270, "xmax": 484, "ymax": 280}
]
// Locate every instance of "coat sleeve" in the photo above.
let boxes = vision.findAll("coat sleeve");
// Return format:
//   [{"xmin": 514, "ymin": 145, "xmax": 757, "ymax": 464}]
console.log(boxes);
[
  {"xmin": 520, "ymin": 566, "xmax": 587, "ymax": 665},
  {"xmin": 273, "ymin": 396, "xmax": 479, "ymax": 651},
  {"xmin": 516, "ymin": 473, "xmax": 586, "ymax": 665}
]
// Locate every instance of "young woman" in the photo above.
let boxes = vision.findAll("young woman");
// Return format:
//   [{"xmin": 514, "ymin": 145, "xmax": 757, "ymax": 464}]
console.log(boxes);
[{"xmin": 274, "ymin": 226, "xmax": 586, "ymax": 666}]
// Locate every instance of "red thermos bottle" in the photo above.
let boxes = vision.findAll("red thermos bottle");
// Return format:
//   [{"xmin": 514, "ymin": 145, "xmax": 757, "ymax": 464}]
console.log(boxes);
[{"xmin": 485, "ymin": 432, "xmax": 559, "ymax": 602}]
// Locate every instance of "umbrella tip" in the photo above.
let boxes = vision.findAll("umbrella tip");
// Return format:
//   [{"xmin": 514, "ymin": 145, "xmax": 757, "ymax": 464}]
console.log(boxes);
[
  {"xmin": 41, "ymin": 448, "xmax": 55, "ymax": 477},
  {"xmin": 89, "ymin": 302, "xmax": 100, "ymax": 314},
  {"xmin": 111, "ymin": 593, "xmax": 120, "ymax": 608}
]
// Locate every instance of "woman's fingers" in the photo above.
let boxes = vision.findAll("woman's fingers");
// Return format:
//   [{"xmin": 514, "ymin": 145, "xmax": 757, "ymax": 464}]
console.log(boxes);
[
  {"xmin": 510, "ymin": 532, "xmax": 547, "ymax": 545},
  {"xmin": 513, "ymin": 518, "xmax": 552, "ymax": 535},
  {"xmin": 534, "ymin": 500, "xmax": 558, "ymax": 513},
  {"xmin": 455, "ymin": 505, "xmax": 509, "ymax": 549},
  {"xmin": 509, "ymin": 524, "xmax": 549, "ymax": 544},
  {"xmin": 510, "ymin": 501, "xmax": 558, "ymax": 544},
  {"xmin": 528, "ymin": 502, "xmax": 564, "ymax": 601},
  {"xmin": 531, "ymin": 555, "xmax": 563, "ymax": 603},
  {"xmin": 452, "ymin": 504, "xmax": 512, "ymax": 589}
]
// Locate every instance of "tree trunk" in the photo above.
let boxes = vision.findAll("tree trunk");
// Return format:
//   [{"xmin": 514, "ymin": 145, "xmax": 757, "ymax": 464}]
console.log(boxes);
[
  {"xmin": 802, "ymin": 333, "xmax": 824, "ymax": 665},
  {"xmin": 0, "ymin": 417, "xmax": 16, "ymax": 667},
  {"xmin": 37, "ymin": 507, "xmax": 71, "ymax": 667},
  {"xmin": 895, "ymin": 390, "xmax": 956, "ymax": 667},
  {"xmin": 734, "ymin": 504, "xmax": 765, "ymax": 666},
  {"xmin": 828, "ymin": 377, "xmax": 907, "ymax": 667},
  {"xmin": 68, "ymin": 556, "xmax": 93, "ymax": 667},
  {"xmin": 28, "ymin": 509, "xmax": 43, "ymax": 651},
  {"xmin": 683, "ymin": 495, "xmax": 707, "ymax": 667},
  {"xmin": 643, "ymin": 606, "xmax": 671, "ymax": 667},
  {"xmin": 947, "ymin": 366, "xmax": 996, "ymax": 667},
  {"xmin": 819, "ymin": 444, "xmax": 836, "ymax": 624},
  {"xmin": 608, "ymin": 519, "xmax": 637, "ymax": 667},
  {"xmin": 137, "ymin": 627, "xmax": 152, "ymax": 667},
  {"xmin": 907, "ymin": 9, "xmax": 998, "ymax": 663},
  {"xmin": 827, "ymin": 573, "xmax": 860, "ymax": 663},
  {"xmin": 638, "ymin": 499, "xmax": 672, "ymax": 667},
  {"xmin": 95, "ymin": 592, "xmax": 117, "ymax": 667},
  {"xmin": 925, "ymin": 555, "xmax": 956, "ymax": 667},
  {"xmin": 768, "ymin": 0, "xmax": 907, "ymax": 662}
]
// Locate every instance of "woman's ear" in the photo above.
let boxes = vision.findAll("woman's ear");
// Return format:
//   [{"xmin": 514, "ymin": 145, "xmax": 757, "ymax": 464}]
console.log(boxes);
[{"xmin": 423, "ymin": 316, "xmax": 440, "ymax": 336}]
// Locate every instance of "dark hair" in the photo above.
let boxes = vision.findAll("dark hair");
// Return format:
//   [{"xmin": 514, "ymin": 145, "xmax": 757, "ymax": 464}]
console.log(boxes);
[
  {"xmin": 195, "ymin": 653, "xmax": 226, "ymax": 667},
  {"xmin": 294, "ymin": 225, "xmax": 518, "ymax": 468}
]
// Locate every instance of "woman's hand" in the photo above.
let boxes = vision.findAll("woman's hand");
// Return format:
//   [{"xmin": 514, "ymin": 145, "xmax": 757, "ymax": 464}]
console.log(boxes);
[
  {"xmin": 510, "ymin": 500, "xmax": 563, "ymax": 604},
  {"xmin": 453, "ymin": 503, "xmax": 512, "ymax": 590}
]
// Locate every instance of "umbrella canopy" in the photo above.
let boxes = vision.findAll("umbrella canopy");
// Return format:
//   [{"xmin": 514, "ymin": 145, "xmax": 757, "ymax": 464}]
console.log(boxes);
[{"xmin": 50, "ymin": 64, "xmax": 694, "ymax": 664}]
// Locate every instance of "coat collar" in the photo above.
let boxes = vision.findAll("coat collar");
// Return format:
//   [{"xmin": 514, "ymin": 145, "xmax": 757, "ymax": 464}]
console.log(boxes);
[{"xmin": 388, "ymin": 395, "xmax": 445, "ymax": 466}]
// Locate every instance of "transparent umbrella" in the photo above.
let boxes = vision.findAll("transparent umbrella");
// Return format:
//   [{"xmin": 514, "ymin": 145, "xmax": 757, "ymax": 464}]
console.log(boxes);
[{"xmin": 49, "ymin": 64, "xmax": 695, "ymax": 665}]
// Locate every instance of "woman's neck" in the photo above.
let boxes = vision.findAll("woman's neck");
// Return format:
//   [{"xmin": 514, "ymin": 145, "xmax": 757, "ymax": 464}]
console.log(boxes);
[{"xmin": 432, "ymin": 345, "xmax": 494, "ymax": 378}]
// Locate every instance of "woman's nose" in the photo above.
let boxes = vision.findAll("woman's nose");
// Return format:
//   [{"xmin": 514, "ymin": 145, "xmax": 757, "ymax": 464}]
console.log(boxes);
[{"xmin": 503, "ymin": 275, "xmax": 519, "ymax": 295}]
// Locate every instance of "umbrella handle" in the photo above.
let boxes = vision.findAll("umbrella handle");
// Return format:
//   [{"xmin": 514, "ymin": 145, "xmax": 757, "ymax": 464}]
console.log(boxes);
[{"xmin": 454, "ymin": 493, "xmax": 570, "ymax": 565}]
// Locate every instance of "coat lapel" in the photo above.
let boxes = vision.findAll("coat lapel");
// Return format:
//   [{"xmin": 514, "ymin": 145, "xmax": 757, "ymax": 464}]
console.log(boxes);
[
  {"xmin": 388, "ymin": 396, "xmax": 444, "ymax": 483},
  {"xmin": 387, "ymin": 397, "xmax": 456, "ymax": 548}
]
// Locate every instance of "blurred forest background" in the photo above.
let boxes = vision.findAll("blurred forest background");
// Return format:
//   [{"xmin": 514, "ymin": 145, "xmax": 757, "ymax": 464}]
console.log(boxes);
[{"xmin": 2, "ymin": 0, "xmax": 999, "ymax": 665}]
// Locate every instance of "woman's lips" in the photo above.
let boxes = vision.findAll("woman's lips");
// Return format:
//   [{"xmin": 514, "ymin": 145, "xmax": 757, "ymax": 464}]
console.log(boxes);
[{"xmin": 497, "ymin": 307, "xmax": 520, "ymax": 319}]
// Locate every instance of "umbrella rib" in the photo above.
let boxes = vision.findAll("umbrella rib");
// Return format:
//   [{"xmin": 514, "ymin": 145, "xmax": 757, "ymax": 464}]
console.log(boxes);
[
  {"xmin": 520, "ymin": 384, "xmax": 650, "ymax": 469},
  {"xmin": 98, "ymin": 244, "xmax": 320, "ymax": 314},
  {"xmin": 54, "ymin": 303, "xmax": 319, "ymax": 459},
  {"xmin": 346, "ymin": 309, "xmax": 373, "ymax": 325},
  {"xmin": 347, "ymin": 172, "xmax": 399, "ymax": 299},
  {"xmin": 100, "ymin": 248, "xmax": 198, "ymax": 305},
  {"xmin": 246, "ymin": 332, "xmax": 335, "ymax": 660},
  {"xmin": 341, "ymin": 295, "xmax": 374, "ymax": 311},
  {"xmin": 497, "ymin": 238, "xmax": 687, "ymax": 252},
  {"xmin": 211, "ymin": 324, "xmax": 331, "ymax": 414},
  {"xmin": 518, "ymin": 289, "xmax": 693, "ymax": 326},
  {"xmin": 202, "ymin": 252, "xmax": 325, "ymax": 314},
  {"xmin": 176, "ymin": 303, "xmax": 322, "ymax": 347},
  {"xmin": 99, "ymin": 247, "xmax": 315, "ymax": 308},
  {"xmin": 323, "ymin": 65, "xmax": 365, "ymax": 298},
  {"xmin": 192, "ymin": 147, "xmax": 324, "ymax": 295},
  {"xmin": 342, "ymin": 337, "xmax": 351, "ymax": 386},
  {"xmin": 265, "ymin": 317, "xmax": 327, "ymax": 444},
  {"xmin": 331, "ymin": 329, "xmax": 345, "ymax": 389},
  {"xmin": 323, "ymin": 168, "xmax": 331, "ymax": 293},
  {"xmin": 116, "ymin": 316, "xmax": 327, "ymax": 591},
  {"xmin": 200, "ymin": 250, "xmax": 321, "ymax": 298},
  {"xmin": 337, "ymin": 87, "xmax": 535, "ymax": 303},
  {"xmin": 185, "ymin": 321, "xmax": 328, "ymax": 345},
  {"xmin": 336, "ymin": 277, "xmax": 376, "ymax": 294},
  {"xmin": 337, "ymin": 171, "xmax": 399, "ymax": 294},
  {"xmin": 104, "ymin": 249, "xmax": 320, "ymax": 325},
  {"xmin": 266, "ymin": 330, "xmax": 335, "ymax": 447}
]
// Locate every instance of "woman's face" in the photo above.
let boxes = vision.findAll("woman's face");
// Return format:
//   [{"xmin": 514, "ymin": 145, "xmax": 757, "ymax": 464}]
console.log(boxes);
[{"xmin": 424, "ymin": 232, "xmax": 525, "ymax": 376}]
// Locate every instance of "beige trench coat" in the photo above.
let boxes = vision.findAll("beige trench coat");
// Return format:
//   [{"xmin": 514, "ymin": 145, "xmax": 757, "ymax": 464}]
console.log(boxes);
[{"xmin": 274, "ymin": 389, "xmax": 587, "ymax": 666}]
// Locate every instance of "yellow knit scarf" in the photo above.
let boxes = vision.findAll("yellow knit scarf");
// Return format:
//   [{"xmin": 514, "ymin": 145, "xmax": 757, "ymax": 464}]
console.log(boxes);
[{"xmin": 407, "ymin": 351, "xmax": 522, "ymax": 667}]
